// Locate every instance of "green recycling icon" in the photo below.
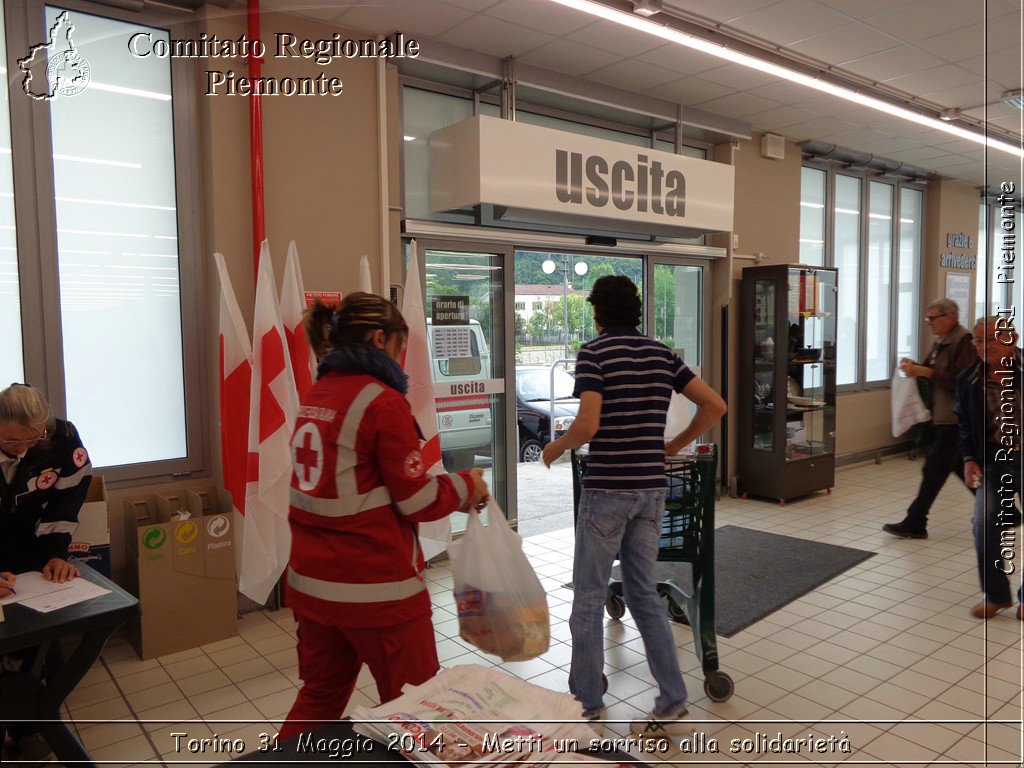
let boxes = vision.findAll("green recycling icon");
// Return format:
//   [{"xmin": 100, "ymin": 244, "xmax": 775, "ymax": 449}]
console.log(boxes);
[{"xmin": 143, "ymin": 527, "xmax": 166, "ymax": 550}]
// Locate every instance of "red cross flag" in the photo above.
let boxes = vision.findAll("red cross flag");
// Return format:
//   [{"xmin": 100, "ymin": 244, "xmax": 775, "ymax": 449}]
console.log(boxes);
[
  {"xmin": 281, "ymin": 240, "xmax": 315, "ymax": 400},
  {"xmin": 403, "ymin": 240, "xmax": 450, "ymax": 560},
  {"xmin": 359, "ymin": 254, "xmax": 373, "ymax": 293},
  {"xmin": 215, "ymin": 253, "xmax": 252, "ymax": 540},
  {"xmin": 242, "ymin": 241, "xmax": 299, "ymax": 604}
]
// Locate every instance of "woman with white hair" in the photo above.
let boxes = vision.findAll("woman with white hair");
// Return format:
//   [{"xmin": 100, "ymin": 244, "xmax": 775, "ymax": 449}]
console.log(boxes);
[{"xmin": 0, "ymin": 383, "xmax": 92, "ymax": 598}]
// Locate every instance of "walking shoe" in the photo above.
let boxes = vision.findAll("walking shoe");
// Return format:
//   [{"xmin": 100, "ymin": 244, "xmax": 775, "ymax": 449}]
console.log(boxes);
[
  {"xmin": 970, "ymin": 600, "xmax": 1014, "ymax": 618},
  {"xmin": 882, "ymin": 521, "xmax": 928, "ymax": 539},
  {"xmin": 630, "ymin": 705, "xmax": 694, "ymax": 737}
]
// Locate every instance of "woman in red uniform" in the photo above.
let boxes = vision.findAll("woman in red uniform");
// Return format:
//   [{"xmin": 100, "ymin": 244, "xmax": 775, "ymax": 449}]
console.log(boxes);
[{"xmin": 280, "ymin": 292, "xmax": 488, "ymax": 739}]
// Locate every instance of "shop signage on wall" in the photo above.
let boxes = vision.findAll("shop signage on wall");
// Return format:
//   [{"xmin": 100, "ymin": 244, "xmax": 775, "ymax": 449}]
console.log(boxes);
[
  {"xmin": 429, "ymin": 116, "xmax": 734, "ymax": 237},
  {"xmin": 938, "ymin": 231, "xmax": 977, "ymax": 270}
]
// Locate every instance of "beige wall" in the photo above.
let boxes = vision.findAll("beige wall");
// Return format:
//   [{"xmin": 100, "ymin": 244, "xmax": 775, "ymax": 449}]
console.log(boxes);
[
  {"xmin": 922, "ymin": 179, "xmax": 982, "ymax": 328},
  {"xmin": 106, "ymin": 7, "xmax": 394, "ymax": 584},
  {"xmin": 710, "ymin": 133, "xmax": 802, "ymax": 484}
]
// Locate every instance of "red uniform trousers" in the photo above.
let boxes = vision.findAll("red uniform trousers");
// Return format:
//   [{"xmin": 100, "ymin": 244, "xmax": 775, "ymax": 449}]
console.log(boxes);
[{"xmin": 279, "ymin": 612, "xmax": 439, "ymax": 741}]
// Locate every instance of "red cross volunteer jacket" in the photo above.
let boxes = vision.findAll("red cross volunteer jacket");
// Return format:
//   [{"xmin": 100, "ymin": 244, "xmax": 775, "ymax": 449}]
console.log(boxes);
[{"xmin": 285, "ymin": 370, "xmax": 474, "ymax": 628}]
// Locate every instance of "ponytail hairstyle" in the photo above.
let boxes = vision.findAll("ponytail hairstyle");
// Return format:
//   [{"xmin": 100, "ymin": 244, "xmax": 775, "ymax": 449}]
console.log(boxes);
[
  {"xmin": 0, "ymin": 383, "xmax": 56, "ymax": 433},
  {"xmin": 304, "ymin": 292, "xmax": 408, "ymax": 358}
]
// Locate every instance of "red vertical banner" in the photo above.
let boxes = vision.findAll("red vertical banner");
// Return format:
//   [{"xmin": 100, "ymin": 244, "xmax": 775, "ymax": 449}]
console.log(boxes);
[{"xmin": 248, "ymin": 0, "xmax": 264, "ymax": 279}]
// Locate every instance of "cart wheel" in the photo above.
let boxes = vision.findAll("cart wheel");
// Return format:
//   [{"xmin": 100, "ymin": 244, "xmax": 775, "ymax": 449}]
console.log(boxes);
[
  {"xmin": 703, "ymin": 670, "xmax": 734, "ymax": 702},
  {"xmin": 666, "ymin": 599, "xmax": 689, "ymax": 624},
  {"xmin": 605, "ymin": 594, "xmax": 626, "ymax": 620},
  {"xmin": 909, "ymin": 449, "xmax": 918, "ymax": 460},
  {"xmin": 778, "ymin": 499, "xmax": 786, "ymax": 507}
]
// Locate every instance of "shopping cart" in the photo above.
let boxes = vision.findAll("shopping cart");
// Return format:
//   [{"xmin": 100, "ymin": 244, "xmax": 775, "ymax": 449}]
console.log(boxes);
[{"xmin": 570, "ymin": 446, "xmax": 734, "ymax": 702}]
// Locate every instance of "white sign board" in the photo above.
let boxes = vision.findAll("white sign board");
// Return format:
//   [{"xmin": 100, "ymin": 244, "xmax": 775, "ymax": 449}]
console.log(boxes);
[
  {"xmin": 432, "ymin": 326, "xmax": 473, "ymax": 359},
  {"xmin": 430, "ymin": 116, "xmax": 734, "ymax": 237},
  {"xmin": 945, "ymin": 272, "xmax": 972, "ymax": 323}
]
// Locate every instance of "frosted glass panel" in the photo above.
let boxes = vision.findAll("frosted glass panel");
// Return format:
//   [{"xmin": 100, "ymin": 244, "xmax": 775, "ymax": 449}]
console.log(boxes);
[
  {"xmin": 897, "ymin": 188, "xmax": 922, "ymax": 363},
  {"xmin": 865, "ymin": 182, "xmax": 892, "ymax": 381},
  {"xmin": 47, "ymin": 7, "xmax": 185, "ymax": 467},
  {"xmin": 0, "ymin": 8, "xmax": 24, "ymax": 385},
  {"xmin": 799, "ymin": 167, "xmax": 826, "ymax": 266},
  {"xmin": 834, "ymin": 175, "xmax": 861, "ymax": 386}
]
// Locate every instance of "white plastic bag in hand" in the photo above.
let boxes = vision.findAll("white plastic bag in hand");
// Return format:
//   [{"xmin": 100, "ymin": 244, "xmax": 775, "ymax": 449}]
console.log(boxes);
[
  {"xmin": 448, "ymin": 500, "xmax": 550, "ymax": 662},
  {"xmin": 891, "ymin": 371, "xmax": 931, "ymax": 437}
]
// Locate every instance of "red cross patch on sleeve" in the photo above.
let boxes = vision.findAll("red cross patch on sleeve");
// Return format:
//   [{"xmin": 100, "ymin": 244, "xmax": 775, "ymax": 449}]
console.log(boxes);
[
  {"xmin": 403, "ymin": 449, "xmax": 425, "ymax": 479},
  {"xmin": 73, "ymin": 447, "xmax": 89, "ymax": 468}
]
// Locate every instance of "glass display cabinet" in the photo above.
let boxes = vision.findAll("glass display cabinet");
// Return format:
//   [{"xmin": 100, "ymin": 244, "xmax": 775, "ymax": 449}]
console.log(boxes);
[{"xmin": 738, "ymin": 265, "xmax": 837, "ymax": 505}]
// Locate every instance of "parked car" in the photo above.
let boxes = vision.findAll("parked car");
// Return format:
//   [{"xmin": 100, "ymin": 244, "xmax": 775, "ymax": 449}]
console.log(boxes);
[{"xmin": 516, "ymin": 365, "xmax": 579, "ymax": 462}]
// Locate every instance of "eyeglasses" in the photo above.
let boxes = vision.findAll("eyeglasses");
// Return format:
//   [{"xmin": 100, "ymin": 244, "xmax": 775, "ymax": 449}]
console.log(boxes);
[
  {"xmin": 924, "ymin": 313, "xmax": 949, "ymax": 322},
  {"xmin": 0, "ymin": 428, "xmax": 48, "ymax": 449}
]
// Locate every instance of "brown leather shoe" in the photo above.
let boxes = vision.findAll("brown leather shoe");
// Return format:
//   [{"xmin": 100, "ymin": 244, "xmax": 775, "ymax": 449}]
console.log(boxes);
[{"xmin": 970, "ymin": 600, "xmax": 1014, "ymax": 619}]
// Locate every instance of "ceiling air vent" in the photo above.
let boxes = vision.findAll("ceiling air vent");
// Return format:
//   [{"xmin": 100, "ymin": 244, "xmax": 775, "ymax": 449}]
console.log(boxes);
[{"xmin": 761, "ymin": 133, "xmax": 785, "ymax": 160}]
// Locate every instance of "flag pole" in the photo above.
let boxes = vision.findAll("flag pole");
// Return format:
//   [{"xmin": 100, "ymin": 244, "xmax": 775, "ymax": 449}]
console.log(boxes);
[{"xmin": 247, "ymin": 0, "xmax": 265, "ymax": 280}]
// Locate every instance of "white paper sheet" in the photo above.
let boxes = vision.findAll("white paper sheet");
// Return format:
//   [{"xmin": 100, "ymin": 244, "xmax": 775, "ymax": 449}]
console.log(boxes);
[{"xmin": 0, "ymin": 570, "xmax": 110, "ymax": 611}]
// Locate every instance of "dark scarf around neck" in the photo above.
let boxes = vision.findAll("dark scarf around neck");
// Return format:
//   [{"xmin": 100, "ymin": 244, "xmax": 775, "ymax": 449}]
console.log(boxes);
[{"xmin": 318, "ymin": 343, "xmax": 408, "ymax": 394}]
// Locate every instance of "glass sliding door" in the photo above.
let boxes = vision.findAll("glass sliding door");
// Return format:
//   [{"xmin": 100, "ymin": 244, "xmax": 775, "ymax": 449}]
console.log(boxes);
[
  {"xmin": 647, "ymin": 259, "xmax": 709, "ymax": 437},
  {"xmin": 412, "ymin": 241, "xmax": 508, "ymax": 532}
]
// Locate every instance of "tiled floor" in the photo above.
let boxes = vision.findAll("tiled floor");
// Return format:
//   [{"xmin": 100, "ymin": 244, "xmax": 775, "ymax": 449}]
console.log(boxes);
[{"xmin": 59, "ymin": 455, "xmax": 1022, "ymax": 766}]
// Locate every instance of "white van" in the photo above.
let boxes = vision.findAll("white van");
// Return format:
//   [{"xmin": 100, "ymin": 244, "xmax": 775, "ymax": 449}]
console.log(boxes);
[{"xmin": 427, "ymin": 319, "xmax": 492, "ymax": 470}]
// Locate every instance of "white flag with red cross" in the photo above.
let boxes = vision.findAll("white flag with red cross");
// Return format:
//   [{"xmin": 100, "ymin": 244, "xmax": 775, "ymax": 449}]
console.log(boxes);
[
  {"xmin": 403, "ymin": 241, "xmax": 450, "ymax": 560},
  {"xmin": 359, "ymin": 254, "xmax": 373, "ymax": 294},
  {"xmin": 281, "ymin": 240, "xmax": 315, "ymax": 400},
  {"xmin": 214, "ymin": 253, "xmax": 252, "ymax": 569},
  {"xmin": 241, "ymin": 241, "xmax": 299, "ymax": 605}
]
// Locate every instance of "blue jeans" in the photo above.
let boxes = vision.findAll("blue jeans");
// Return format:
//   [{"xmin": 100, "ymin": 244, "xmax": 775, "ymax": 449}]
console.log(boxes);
[
  {"xmin": 569, "ymin": 489, "xmax": 688, "ymax": 716},
  {"xmin": 973, "ymin": 457, "xmax": 1023, "ymax": 605}
]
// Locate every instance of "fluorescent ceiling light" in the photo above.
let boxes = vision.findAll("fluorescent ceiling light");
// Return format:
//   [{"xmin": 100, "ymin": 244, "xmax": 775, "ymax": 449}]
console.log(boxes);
[
  {"xmin": 549, "ymin": 0, "xmax": 1024, "ymax": 158},
  {"xmin": 1001, "ymin": 89, "xmax": 1024, "ymax": 110}
]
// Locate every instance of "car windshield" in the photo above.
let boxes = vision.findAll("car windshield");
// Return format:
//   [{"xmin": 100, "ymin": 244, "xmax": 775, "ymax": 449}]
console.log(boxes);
[{"xmin": 517, "ymin": 368, "xmax": 577, "ymax": 401}]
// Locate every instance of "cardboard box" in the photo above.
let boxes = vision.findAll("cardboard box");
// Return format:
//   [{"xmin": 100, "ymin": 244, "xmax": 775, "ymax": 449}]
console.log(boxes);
[
  {"xmin": 68, "ymin": 475, "xmax": 110, "ymax": 577},
  {"xmin": 124, "ymin": 487, "xmax": 238, "ymax": 660}
]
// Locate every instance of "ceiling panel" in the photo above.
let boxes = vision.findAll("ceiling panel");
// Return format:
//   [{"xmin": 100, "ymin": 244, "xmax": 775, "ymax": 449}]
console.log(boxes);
[
  {"xmin": 814, "ymin": 0, "xmax": 914, "ymax": 21},
  {"xmin": 818, "ymin": 127, "xmax": 898, "ymax": 146},
  {"xmin": 336, "ymin": 0, "xmax": 470, "ymax": 39},
  {"xmin": 729, "ymin": 0, "xmax": 849, "ymax": 45},
  {"xmin": 698, "ymin": 63, "xmax": 784, "ymax": 91},
  {"xmin": 863, "ymin": 0, "xmax": 993, "ymax": 43},
  {"xmin": 881, "ymin": 64, "xmax": 981, "ymax": 97},
  {"xmin": 643, "ymin": 76, "xmax": 738, "ymax": 106},
  {"xmin": 635, "ymin": 43, "xmax": 719, "ymax": 76},
  {"xmin": 566, "ymin": 20, "xmax": 667, "ymax": 57},
  {"xmin": 788, "ymin": 23, "xmax": 901, "ymax": 64},
  {"xmin": 483, "ymin": 0, "xmax": 597, "ymax": 36},
  {"xmin": 691, "ymin": 91, "xmax": 785, "ymax": 119},
  {"xmin": 436, "ymin": 14, "xmax": 557, "ymax": 56},
  {"xmin": 842, "ymin": 45, "xmax": 947, "ymax": 82},
  {"xmin": 662, "ymin": 0, "xmax": 788, "ymax": 24},
  {"xmin": 587, "ymin": 59, "xmax": 685, "ymax": 92},
  {"xmin": 517, "ymin": 39, "xmax": 624, "ymax": 77}
]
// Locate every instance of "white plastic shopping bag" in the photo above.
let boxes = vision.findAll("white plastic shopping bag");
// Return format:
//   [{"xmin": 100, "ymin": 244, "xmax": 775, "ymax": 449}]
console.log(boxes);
[
  {"xmin": 891, "ymin": 371, "xmax": 931, "ymax": 437},
  {"xmin": 448, "ymin": 500, "xmax": 550, "ymax": 662}
]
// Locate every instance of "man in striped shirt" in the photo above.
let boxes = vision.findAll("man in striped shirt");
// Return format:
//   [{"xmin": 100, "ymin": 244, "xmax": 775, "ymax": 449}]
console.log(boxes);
[{"xmin": 542, "ymin": 275, "xmax": 726, "ymax": 736}]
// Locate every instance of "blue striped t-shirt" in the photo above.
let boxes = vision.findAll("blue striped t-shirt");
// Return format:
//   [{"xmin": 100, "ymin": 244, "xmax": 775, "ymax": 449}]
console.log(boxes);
[{"xmin": 573, "ymin": 326, "xmax": 695, "ymax": 491}]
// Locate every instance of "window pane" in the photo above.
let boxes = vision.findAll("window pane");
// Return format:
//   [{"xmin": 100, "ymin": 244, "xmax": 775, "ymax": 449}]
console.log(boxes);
[
  {"xmin": 47, "ymin": 7, "xmax": 185, "ymax": 467},
  {"xmin": 865, "ymin": 182, "xmax": 893, "ymax": 381},
  {"xmin": 897, "ymin": 188, "xmax": 922, "ymax": 363},
  {"xmin": 402, "ymin": 87, "xmax": 473, "ymax": 220},
  {"xmin": 834, "ymin": 175, "xmax": 861, "ymax": 386},
  {"xmin": 0, "ymin": 8, "xmax": 24, "ymax": 385},
  {"xmin": 975, "ymin": 204, "xmax": 988, "ymax": 323},
  {"xmin": 799, "ymin": 168, "xmax": 826, "ymax": 266}
]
